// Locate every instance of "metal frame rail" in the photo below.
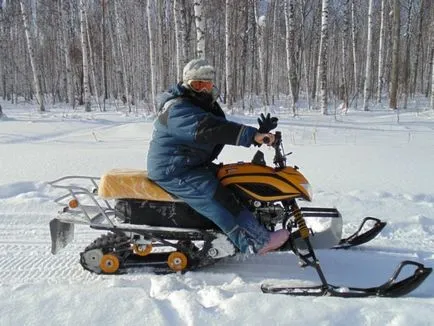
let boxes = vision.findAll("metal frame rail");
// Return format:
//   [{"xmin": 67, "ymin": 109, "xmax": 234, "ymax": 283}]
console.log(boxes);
[{"xmin": 48, "ymin": 175, "xmax": 118, "ymax": 228}]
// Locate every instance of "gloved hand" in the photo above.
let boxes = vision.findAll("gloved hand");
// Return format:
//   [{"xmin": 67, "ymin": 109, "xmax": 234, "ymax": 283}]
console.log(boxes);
[{"xmin": 257, "ymin": 113, "xmax": 278, "ymax": 133}]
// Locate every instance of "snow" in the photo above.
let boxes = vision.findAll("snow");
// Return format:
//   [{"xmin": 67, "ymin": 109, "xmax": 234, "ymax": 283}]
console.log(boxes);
[{"xmin": 0, "ymin": 99, "xmax": 433, "ymax": 326}]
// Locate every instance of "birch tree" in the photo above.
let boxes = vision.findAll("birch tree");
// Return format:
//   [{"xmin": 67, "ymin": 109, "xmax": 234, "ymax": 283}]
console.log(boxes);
[
  {"xmin": 363, "ymin": 0, "xmax": 373, "ymax": 111},
  {"xmin": 157, "ymin": 2, "xmax": 169, "ymax": 89},
  {"xmin": 147, "ymin": 0, "xmax": 157, "ymax": 113},
  {"xmin": 341, "ymin": 0, "xmax": 350, "ymax": 111},
  {"xmin": 431, "ymin": 48, "xmax": 434, "ymax": 110},
  {"xmin": 310, "ymin": 4, "xmax": 321, "ymax": 101},
  {"xmin": 300, "ymin": 0, "xmax": 312, "ymax": 110},
  {"xmin": 19, "ymin": 0, "xmax": 45, "ymax": 112},
  {"xmin": 0, "ymin": 2, "xmax": 4, "ymax": 100},
  {"xmin": 318, "ymin": 0, "xmax": 329, "ymax": 114},
  {"xmin": 59, "ymin": 0, "xmax": 74, "ymax": 109},
  {"xmin": 114, "ymin": 0, "xmax": 131, "ymax": 111},
  {"xmin": 179, "ymin": 0, "xmax": 190, "ymax": 65},
  {"xmin": 193, "ymin": 0, "xmax": 205, "ymax": 58},
  {"xmin": 351, "ymin": 0, "xmax": 358, "ymax": 97},
  {"xmin": 389, "ymin": 0, "xmax": 400, "ymax": 110},
  {"xmin": 225, "ymin": 0, "xmax": 234, "ymax": 108},
  {"xmin": 79, "ymin": 0, "xmax": 91, "ymax": 112},
  {"xmin": 426, "ymin": 32, "xmax": 433, "ymax": 98},
  {"xmin": 101, "ymin": 0, "xmax": 107, "ymax": 110},
  {"xmin": 248, "ymin": 0, "xmax": 257, "ymax": 110},
  {"xmin": 377, "ymin": 0, "xmax": 386, "ymax": 103},
  {"xmin": 255, "ymin": 2, "xmax": 269, "ymax": 106},
  {"xmin": 85, "ymin": 8, "xmax": 101, "ymax": 111},
  {"xmin": 284, "ymin": 0, "xmax": 298, "ymax": 116},
  {"xmin": 239, "ymin": 1, "xmax": 250, "ymax": 110},
  {"xmin": 431, "ymin": 8, "xmax": 434, "ymax": 110},
  {"xmin": 174, "ymin": 0, "xmax": 184, "ymax": 81},
  {"xmin": 402, "ymin": 0, "xmax": 413, "ymax": 110},
  {"xmin": 269, "ymin": 0, "xmax": 277, "ymax": 104},
  {"xmin": 411, "ymin": 0, "xmax": 424, "ymax": 97}
]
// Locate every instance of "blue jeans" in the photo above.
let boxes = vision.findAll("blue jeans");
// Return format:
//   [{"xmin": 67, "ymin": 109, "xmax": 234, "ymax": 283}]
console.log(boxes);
[{"xmin": 153, "ymin": 168, "xmax": 270, "ymax": 253}]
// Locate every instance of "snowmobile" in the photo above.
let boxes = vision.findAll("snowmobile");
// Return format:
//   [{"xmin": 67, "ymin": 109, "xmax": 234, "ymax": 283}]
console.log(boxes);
[{"xmin": 48, "ymin": 131, "xmax": 431, "ymax": 297}]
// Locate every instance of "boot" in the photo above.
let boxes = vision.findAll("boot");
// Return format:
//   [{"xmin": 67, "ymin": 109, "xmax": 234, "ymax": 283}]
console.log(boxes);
[{"xmin": 257, "ymin": 229, "xmax": 290, "ymax": 255}]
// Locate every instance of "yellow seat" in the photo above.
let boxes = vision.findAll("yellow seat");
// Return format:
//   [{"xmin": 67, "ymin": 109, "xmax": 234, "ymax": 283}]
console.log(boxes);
[{"xmin": 98, "ymin": 169, "xmax": 177, "ymax": 202}]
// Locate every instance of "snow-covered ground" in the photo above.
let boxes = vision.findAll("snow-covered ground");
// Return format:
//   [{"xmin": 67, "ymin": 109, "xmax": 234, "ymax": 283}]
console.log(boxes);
[{"xmin": 1, "ymin": 99, "xmax": 433, "ymax": 326}]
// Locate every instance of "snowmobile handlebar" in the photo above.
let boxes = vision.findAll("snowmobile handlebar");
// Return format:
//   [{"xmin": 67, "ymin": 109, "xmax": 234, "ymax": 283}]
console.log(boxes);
[
  {"xmin": 252, "ymin": 131, "xmax": 290, "ymax": 169},
  {"xmin": 271, "ymin": 131, "xmax": 288, "ymax": 169}
]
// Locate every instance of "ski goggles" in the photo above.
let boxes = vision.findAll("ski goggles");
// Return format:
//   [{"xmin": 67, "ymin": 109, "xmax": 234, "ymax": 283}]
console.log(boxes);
[{"xmin": 188, "ymin": 80, "xmax": 214, "ymax": 93}]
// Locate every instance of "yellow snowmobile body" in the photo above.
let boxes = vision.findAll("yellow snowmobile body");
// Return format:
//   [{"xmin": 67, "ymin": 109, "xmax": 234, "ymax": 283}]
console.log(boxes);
[{"xmin": 96, "ymin": 164, "xmax": 311, "ymax": 204}]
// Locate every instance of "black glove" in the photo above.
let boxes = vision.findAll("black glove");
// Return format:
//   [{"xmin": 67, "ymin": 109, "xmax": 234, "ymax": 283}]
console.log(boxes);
[{"xmin": 257, "ymin": 113, "xmax": 278, "ymax": 133}]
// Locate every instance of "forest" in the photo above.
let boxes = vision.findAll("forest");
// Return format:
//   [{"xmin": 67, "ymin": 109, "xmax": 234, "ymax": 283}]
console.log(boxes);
[{"xmin": 0, "ymin": 0, "xmax": 433, "ymax": 115}]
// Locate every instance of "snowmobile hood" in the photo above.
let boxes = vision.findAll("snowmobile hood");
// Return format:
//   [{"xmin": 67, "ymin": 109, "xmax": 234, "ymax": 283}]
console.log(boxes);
[{"xmin": 217, "ymin": 163, "xmax": 312, "ymax": 202}]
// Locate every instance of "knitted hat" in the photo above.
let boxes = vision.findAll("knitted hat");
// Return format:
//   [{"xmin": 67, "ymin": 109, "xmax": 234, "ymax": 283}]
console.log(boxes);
[{"xmin": 183, "ymin": 58, "xmax": 215, "ymax": 82}]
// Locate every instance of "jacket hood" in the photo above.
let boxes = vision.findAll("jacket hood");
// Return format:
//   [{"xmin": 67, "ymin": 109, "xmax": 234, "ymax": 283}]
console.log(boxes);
[{"xmin": 156, "ymin": 83, "xmax": 186, "ymax": 112}]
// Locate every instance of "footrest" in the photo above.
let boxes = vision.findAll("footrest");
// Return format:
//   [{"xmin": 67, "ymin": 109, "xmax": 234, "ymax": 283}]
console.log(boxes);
[{"xmin": 291, "ymin": 207, "xmax": 341, "ymax": 219}]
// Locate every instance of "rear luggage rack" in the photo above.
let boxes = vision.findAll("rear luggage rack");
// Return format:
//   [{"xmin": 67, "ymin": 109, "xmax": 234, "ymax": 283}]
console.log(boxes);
[
  {"xmin": 48, "ymin": 175, "xmax": 118, "ymax": 226},
  {"xmin": 48, "ymin": 176, "xmax": 121, "ymax": 253}
]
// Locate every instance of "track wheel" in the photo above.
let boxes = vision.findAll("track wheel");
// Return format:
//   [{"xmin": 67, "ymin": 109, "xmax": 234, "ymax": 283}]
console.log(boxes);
[
  {"xmin": 132, "ymin": 244, "xmax": 153, "ymax": 256},
  {"xmin": 99, "ymin": 253, "xmax": 120, "ymax": 274},
  {"xmin": 167, "ymin": 252, "xmax": 188, "ymax": 272}
]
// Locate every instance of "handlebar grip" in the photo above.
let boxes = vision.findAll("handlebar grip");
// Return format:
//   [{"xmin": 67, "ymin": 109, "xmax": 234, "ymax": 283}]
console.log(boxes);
[{"xmin": 263, "ymin": 136, "xmax": 270, "ymax": 144}]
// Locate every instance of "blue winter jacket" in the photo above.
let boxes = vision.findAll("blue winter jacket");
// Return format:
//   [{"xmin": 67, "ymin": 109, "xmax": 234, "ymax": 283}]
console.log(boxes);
[{"xmin": 147, "ymin": 83, "xmax": 258, "ymax": 181}]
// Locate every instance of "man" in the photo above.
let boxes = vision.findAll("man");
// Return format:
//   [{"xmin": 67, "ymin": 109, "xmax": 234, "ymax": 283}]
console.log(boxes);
[{"xmin": 147, "ymin": 58, "xmax": 289, "ymax": 254}]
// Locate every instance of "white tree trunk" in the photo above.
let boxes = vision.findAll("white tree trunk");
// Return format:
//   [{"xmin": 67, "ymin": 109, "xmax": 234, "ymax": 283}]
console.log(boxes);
[
  {"xmin": 85, "ymin": 8, "xmax": 101, "ymax": 111},
  {"xmin": 403, "ymin": 0, "xmax": 413, "ymax": 110},
  {"xmin": 431, "ymin": 14, "xmax": 434, "ymax": 110},
  {"xmin": 107, "ymin": 3, "xmax": 121, "ymax": 104},
  {"xmin": 255, "ymin": 2, "xmax": 269, "ymax": 106},
  {"xmin": 412, "ymin": 0, "xmax": 424, "ymax": 96},
  {"xmin": 301, "ymin": 0, "xmax": 311, "ymax": 110},
  {"xmin": 284, "ymin": 0, "xmax": 298, "ymax": 116},
  {"xmin": 341, "ymin": 0, "xmax": 350, "ymax": 111},
  {"xmin": 239, "ymin": 2, "xmax": 250, "ymax": 110},
  {"xmin": 101, "ymin": 0, "xmax": 107, "ymax": 110},
  {"xmin": 318, "ymin": 0, "xmax": 329, "ymax": 114},
  {"xmin": 193, "ymin": 0, "xmax": 205, "ymax": 58},
  {"xmin": 147, "ymin": 0, "xmax": 157, "ymax": 113},
  {"xmin": 0, "ymin": 6, "xmax": 4, "ymax": 101},
  {"xmin": 79, "ymin": 0, "xmax": 91, "ymax": 112},
  {"xmin": 225, "ymin": 0, "xmax": 233, "ymax": 108},
  {"xmin": 174, "ymin": 0, "xmax": 184, "ymax": 81},
  {"xmin": 60, "ymin": 0, "xmax": 74, "ymax": 109},
  {"xmin": 180, "ymin": 0, "xmax": 190, "ymax": 64},
  {"xmin": 19, "ymin": 0, "xmax": 45, "ymax": 111},
  {"xmin": 114, "ymin": 0, "xmax": 130, "ymax": 111},
  {"xmin": 363, "ymin": 0, "xmax": 373, "ymax": 111},
  {"xmin": 389, "ymin": 0, "xmax": 400, "ymax": 110},
  {"xmin": 377, "ymin": 0, "xmax": 385, "ymax": 103},
  {"xmin": 351, "ymin": 0, "xmax": 358, "ymax": 97},
  {"xmin": 269, "ymin": 0, "xmax": 278, "ymax": 105},
  {"xmin": 156, "ymin": 2, "xmax": 169, "ymax": 90},
  {"xmin": 431, "ymin": 53, "xmax": 434, "ymax": 110}
]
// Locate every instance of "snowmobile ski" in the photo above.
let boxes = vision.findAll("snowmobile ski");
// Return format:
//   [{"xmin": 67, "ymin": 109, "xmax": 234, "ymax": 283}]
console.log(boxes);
[
  {"xmin": 261, "ymin": 260, "xmax": 432, "ymax": 298},
  {"xmin": 332, "ymin": 217, "xmax": 387, "ymax": 250},
  {"xmin": 264, "ymin": 201, "xmax": 431, "ymax": 297},
  {"xmin": 286, "ymin": 208, "xmax": 386, "ymax": 251}
]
